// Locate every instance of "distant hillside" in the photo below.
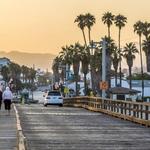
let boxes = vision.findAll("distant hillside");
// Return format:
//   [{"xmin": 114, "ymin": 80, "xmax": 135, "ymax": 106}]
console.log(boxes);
[{"xmin": 0, "ymin": 51, "xmax": 56, "ymax": 71}]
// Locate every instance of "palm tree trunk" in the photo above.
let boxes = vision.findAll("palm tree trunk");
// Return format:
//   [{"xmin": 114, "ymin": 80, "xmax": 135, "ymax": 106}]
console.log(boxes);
[
  {"xmin": 108, "ymin": 26, "xmax": 110, "ymax": 38},
  {"xmin": 75, "ymin": 79, "xmax": 78, "ymax": 96},
  {"xmin": 115, "ymin": 69, "xmax": 117, "ymax": 87},
  {"xmin": 129, "ymin": 66, "xmax": 132, "ymax": 89},
  {"xmin": 82, "ymin": 29, "xmax": 87, "ymax": 47},
  {"xmin": 147, "ymin": 55, "xmax": 150, "ymax": 72},
  {"xmin": 118, "ymin": 28, "xmax": 122, "ymax": 87},
  {"xmin": 88, "ymin": 28, "xmax": 91, "ymax": 44},
  {"xmin": 84, "ymin": 73, "xmax": 87, "ymax": 96},
  {"xmin": 139, "ymin": 35, "xmax": 144, "ymax": 100}
]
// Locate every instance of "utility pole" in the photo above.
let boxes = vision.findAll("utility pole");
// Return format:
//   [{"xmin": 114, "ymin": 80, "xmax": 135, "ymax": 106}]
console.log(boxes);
[{"xmin": 102, "ymin": 39, "xmax": 106, "ymax": 98}]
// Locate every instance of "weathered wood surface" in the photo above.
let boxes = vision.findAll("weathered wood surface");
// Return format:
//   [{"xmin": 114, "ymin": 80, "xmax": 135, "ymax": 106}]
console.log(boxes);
[
  {"xmin": 0, "ymin": 106, "xmax": 17, "ymax": 150},
  {"xmin": 17, "ymin": 104, "xmax": 150, "ymax": 150}
]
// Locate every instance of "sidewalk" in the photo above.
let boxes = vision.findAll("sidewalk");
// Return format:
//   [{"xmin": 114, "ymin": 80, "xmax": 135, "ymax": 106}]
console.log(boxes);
[{"xmin": 0, "ymin": 105, "xmax": 17, "ymax": 150}]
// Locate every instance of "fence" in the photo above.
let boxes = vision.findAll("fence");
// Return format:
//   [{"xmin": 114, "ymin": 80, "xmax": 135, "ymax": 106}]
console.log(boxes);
[{"xmin": 64, "ymin": 96, "xmax": 150, "ymax": 127}]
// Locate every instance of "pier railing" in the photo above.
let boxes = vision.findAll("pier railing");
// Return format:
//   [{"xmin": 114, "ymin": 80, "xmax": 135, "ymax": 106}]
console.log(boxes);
[{"xmin": 64, "ymin": 96, "xmax": 150, "ymax": 127}]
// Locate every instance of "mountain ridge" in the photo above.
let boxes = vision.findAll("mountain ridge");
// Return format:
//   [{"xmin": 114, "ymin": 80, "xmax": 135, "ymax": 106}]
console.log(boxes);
[{"xmin": 0, "ymin": 51, "xmax": 56, "ymax": 71}]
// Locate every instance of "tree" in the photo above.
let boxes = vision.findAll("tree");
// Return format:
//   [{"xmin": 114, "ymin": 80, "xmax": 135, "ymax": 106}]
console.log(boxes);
[
  {"xmin": 70, "ymin": 43, "xmax": 81, "ymax": 96},
  {"xmin": 133, "ymin": 20, "xmax": 144, "ymax": 99},
  {"xmin": 74, "ymin": 14, "xmax": 87, "ymax": 46},
  {"xmin": 85, "ymin": 13, "xmax": 96, "ymax": 43},
  {"xmin": 143, "ymin": 36, "xmax": 150, "ymax": 72},
  {"xmin": 111, "ymin": 47, "xmax": 120, "ymax": 86},
  {"xmin": 21, "ymin": 65, "xmax": 29, "ymax": 83},
  {"xmin": 142, "ymin": 21, "xmax": 150, "ymax": 72},
  {"xmin": 102, "ymin": 11, "xmax": 114, "ymax": 38},
  {"xmin": 52, "ymin": 56, "xmax": 62, "ymax": 83},
  {"xmin": 1, "ymin": 66, "xmax": 10, "ymax": 85},
  {"xmin": 114, "ymin": 14, "xmax": 127, "ymax": 86},
  {"xmin": 123, "ymin": 43, "xmax": 139, "ymax": 89},
  {"xmin": 142, "ymin": 21, "xmax": 150, "ymax": 40}
]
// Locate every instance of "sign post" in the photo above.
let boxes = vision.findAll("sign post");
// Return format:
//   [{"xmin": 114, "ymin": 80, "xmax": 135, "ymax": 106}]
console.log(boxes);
[{"xmin": 102, "ymin": 39, "xmax": 106, "ymax": 98}]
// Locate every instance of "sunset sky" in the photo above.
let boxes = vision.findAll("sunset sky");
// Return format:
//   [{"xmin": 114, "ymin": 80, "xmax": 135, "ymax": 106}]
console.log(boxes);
[{"xmin": 0, "ymin": 0, "xmax": 150, "ymax": 58}]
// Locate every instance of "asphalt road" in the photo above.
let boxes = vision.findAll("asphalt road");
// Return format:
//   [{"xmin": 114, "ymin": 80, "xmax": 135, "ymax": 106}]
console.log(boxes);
[{"xmin": 16, "ymin": 104, "xmax": 150, "ymax": 150}]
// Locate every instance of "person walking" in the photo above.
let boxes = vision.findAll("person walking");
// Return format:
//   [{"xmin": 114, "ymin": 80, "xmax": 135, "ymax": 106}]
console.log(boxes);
[
  {"xmin": 2, "ymin": 87, "xmax": 13, "ymax": 115},
  {"xmin": 0, "ymin": 87, "xmax": 3, "ymax": 110}
]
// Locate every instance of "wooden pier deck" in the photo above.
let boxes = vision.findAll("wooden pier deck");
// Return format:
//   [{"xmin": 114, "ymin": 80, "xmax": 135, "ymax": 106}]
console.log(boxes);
[
  {"xmin": 0, "ymin": 107, "xmax": 17, "ymax": 150},
  {"xmin": 16, "ymin": 104, "xmax": 150, "ymax": 150}
]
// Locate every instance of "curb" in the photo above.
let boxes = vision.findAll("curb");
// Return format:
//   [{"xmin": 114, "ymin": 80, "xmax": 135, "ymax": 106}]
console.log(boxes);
[{"xmin": 13, "ymin": 104, "xmax": 27, "ymax": 150}]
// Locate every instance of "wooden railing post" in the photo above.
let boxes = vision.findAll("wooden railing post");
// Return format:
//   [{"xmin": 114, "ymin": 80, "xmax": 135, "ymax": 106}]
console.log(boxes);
[{"xmin": 145, "ymin": 105, "xmax": 149, "ymax": 120}]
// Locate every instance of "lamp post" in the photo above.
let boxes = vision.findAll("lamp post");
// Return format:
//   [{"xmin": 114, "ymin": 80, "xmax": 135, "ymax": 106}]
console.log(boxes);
[{"xmin": 89, "ymin": 40, "xmax": 96, "ymax": 90}]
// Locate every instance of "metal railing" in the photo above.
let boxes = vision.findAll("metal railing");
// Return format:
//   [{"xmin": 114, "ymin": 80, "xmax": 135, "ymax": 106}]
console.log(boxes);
[{"xmin": 64, "ymin": 96, "xmax": 150, "ymax": 127}]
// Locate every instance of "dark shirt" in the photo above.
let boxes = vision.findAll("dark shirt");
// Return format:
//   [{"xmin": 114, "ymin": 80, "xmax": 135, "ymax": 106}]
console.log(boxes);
[{"xmin": 0, "ymin": 91, "xmax": 2, "ymax": 100}]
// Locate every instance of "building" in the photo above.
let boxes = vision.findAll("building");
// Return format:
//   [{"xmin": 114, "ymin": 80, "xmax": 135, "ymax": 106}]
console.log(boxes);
[{"xmin": 0, "ymin": 57, "xmax": 11, "ymax": 69}]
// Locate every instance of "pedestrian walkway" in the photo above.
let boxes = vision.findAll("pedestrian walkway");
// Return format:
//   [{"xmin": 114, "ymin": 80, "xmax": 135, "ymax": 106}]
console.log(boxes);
[{"xmin": 0, "ymin": 105, "xmax": 17, "ymax": 150}]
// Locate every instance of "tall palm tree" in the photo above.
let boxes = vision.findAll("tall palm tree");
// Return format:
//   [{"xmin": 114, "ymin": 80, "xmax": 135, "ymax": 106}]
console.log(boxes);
[
  {"xmin": 133, "ymin": 21, "xmax": 144, "ymax": 99},
  {"xmin": 114, "ymin": 14, "xmax": 127, "ymax": 86},
  {"xmin": 85, "ymin": 13, "xmax": 96, "ymax": 44},
  {"xmin": 111, "ymin": 47, "xmax": 120, "ymax": 87},
  {"xmin": 102, "ymin": 11, "xmax": 114, "ymax": 38},
  {"xmin": 143, "ymin": 36, "xmax": 150, "ymax": 72},
  {"xmin": 123, "ymin": 43, "xmax": 139, "ymax": 89},
  {"xmin": 74, "ymin": 14, "xmax": 87, "ymax": 46},
  {"xmin": 142, "ymin": 22, "xmax": 150, "ymax": 72}
]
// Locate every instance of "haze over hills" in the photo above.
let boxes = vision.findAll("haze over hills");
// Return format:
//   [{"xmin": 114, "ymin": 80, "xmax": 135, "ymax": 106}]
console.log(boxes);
[{"xmin": 0, "ymin": 51, "xmax": 56, "ymax": 71}]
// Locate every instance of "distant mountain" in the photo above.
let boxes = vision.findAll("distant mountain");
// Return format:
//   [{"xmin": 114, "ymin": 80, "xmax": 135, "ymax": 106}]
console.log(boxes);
[{"xmin": 0, "ymin": 51, "xmax": 56, "ymax": 71}]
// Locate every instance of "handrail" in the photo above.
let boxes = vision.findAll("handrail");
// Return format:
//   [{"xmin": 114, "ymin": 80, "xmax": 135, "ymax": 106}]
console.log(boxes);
[{"xmin": 64, "ymin": 96, "xmax": 150, "ymax": 127}]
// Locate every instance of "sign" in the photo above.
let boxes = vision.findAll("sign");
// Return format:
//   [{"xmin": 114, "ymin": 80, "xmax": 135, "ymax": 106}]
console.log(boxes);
[{"xmin": 100, "ymin": 81, "xmax": 108, "ymax": 90}]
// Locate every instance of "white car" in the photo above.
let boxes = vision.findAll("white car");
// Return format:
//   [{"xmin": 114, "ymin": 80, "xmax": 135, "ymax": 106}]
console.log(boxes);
[{"xmin": 43, "ymin": 91, "xmax": 63, "ymax": 107}]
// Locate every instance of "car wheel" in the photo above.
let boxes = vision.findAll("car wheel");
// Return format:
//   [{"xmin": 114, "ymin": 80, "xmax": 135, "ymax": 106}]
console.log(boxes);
[{"xmin": 59, "ymin": 104, "xmax": 63, "ymax": 107}]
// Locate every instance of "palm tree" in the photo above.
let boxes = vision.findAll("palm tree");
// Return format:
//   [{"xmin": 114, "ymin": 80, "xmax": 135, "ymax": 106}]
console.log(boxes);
[
  {"xmin": 142, "ymin": 22, "xmax": 150, "ymax": 40},
  {"xmin": 111, "ymin": 47, "xmax": 120, "ymax": 87},
  {"xmin": 21, "ymin": 65, "xmax": 29, "ymax": 83},
  {"xmin": 59, "ymin": 45, "xmax": 73, "ymax": 82},
  {"xmin": 1, "ymin": 66, "xmax": 10, "ymax": 86},
  {"xmin": 85, "ymin": 13, "xmax": 96, "ymax": 44},
  {"xmin": 52, "ymin": 56, "xmax": 62, "ymax": 83},
  {"xmin": 102, "ymin": 11, "xmax": 114, "ymax": 38},
  {"xmin": 80, "ymin": 46, "xmax": 89, "ymax": 95},
  {"xmin": 133, "ymin": 21, "xmax": 144, "ymax": 99},
  {"xmin": 143, "ymin": 36, "xmax": 150, "ymax": 72},
  {"xmin": 123, "ymin": 43, "xmax": 139, "ymax": 89},
  {"xmin": 142, "ymin": 22, "xmax": 150, "ymax": 72},
  {"xmin": 114, "ymin": 14, "xmax": 127, "ymax": 86},
  {"xmin": 74, "ymin": 14, "xmax": 87, "ymax": 46},
  {"xmin": 70, "ymin": 43, "xmax": 81, "ymax": 96}
]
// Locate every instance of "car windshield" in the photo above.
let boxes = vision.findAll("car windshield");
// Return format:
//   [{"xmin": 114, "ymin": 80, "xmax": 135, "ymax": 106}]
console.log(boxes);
[{"xmin": 48, "ymin": 91, "xmax": 61, "ymax": 96}]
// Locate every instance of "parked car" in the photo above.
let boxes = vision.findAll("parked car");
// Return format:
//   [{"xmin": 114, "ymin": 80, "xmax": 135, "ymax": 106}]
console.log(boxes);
[{"xmin": 43, "ymin": 91, "xmax": 63, "ymax": 107}]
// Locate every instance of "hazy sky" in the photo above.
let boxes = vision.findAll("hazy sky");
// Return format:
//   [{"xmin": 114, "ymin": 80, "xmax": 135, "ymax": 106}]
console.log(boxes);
[{"xmin": 0, "ymin": 0, "xmax": 150, "ymax": 58}]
